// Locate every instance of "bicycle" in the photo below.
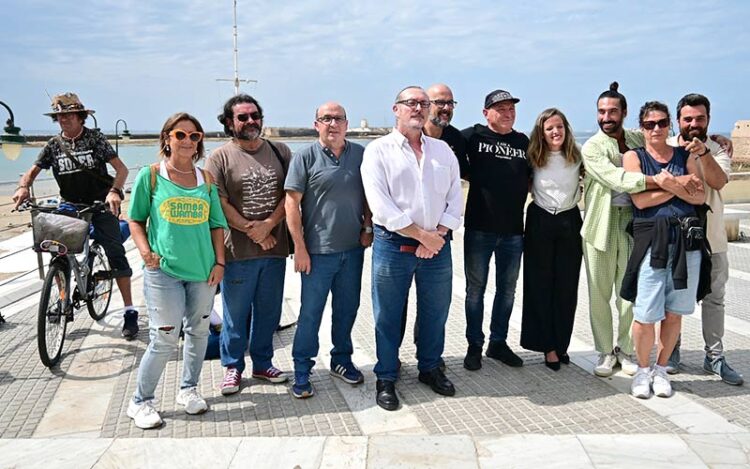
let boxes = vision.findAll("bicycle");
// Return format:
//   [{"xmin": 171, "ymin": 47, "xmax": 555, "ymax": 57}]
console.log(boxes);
[{"xmin": 16, "ymin": 200, "xmax": 114, "ymax": 367}]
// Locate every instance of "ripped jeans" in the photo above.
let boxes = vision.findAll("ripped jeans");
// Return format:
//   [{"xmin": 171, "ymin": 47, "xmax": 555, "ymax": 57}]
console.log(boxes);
[{"xmin": 134, "ymin": 268, "xmax": 216, "ymax": 403}]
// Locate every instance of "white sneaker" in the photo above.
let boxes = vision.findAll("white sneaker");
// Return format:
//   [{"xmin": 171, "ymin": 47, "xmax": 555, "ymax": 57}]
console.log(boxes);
[
  {"xmin": 127, "ymin": 399, "xmax": 163, "ymax": 429},
  {"xmin": 631, "ymin": 368, "xmax": 652, "ymax": 399},
  {"xmin": 614, "ymin": 347, "xmax": 638, "ymax": 376},
  {"xmin": 651, "ymin": 366, "xmax": 673, "ymax": 398},
  {"xmin": 176, "ymin": 386, "xmax": 209, "ymax": 415},
  {"xmin": 594, "ymin": 352, "xmax": 617, "ymax": 377}
]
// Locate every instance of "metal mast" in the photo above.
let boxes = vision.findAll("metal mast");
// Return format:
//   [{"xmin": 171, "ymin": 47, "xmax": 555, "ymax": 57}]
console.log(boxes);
[{"xmin": 216, "ymin": 0, "xmax": 257, "ymax": 95}]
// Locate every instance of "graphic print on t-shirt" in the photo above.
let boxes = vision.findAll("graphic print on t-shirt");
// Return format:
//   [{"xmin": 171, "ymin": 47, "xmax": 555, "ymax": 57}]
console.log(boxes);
[
  {"xmin": 241, "ymin": 165, "xmax": 280, "ymax": 218},
  {"xmin": 159, "ymin": 197, "xmax": 210, "ymax": 225},
  {"xmin": 477, "ymin": 141, "xmax": 527, "ymax": 160},
  {"xmin": 52, "ymin": 148, "xmax": 98, "ymax": 174}
]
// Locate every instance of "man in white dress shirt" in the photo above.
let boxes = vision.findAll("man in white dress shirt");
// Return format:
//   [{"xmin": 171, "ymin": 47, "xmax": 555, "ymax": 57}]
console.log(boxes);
[{"xmin": 361, "ymin": 86, "xmax": 463, "ymax": 411}]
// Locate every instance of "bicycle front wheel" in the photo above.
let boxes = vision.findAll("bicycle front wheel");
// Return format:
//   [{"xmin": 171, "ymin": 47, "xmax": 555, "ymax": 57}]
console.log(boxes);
[
  {"xmin": 86, "ymin": 243, "xmax": 113, "ymax": 321},
  {"xmin": 38, "ymin": 261, "xmax": 70, "ymax": 368}
]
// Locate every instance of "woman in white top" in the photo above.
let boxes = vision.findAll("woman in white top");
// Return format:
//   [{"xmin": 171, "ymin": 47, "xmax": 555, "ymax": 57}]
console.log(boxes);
[{"xmin": 520, "ymin": 108, "xmax": 583, "ymax": 371}]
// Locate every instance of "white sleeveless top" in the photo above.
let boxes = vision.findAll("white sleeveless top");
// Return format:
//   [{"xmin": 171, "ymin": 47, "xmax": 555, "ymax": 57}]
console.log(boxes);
[{"xmin": 159, "ymin": 161, "xmax": 204, "ymax": 184}]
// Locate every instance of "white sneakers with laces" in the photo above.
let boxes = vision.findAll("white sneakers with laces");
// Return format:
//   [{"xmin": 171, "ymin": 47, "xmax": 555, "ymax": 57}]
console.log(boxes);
[
  {"xmin": 614, "ymin": 347, "xmax": 637, "ymax": 376},
  {"xmin": 594, "ymin": 352, "xmax": 618, "ymax": 377},
  {"xmin": 176, "ymin": 386, "xmax": 209, "ymax": 415},
  {"xmin": 651, "ymin": 366, "xmax": 673, "ymax": 398},
  {"xmin": 127, "ymin": 399, "xmax": 163, "ymax": 429},
  {"xmin": 631, "ymin": 367, "xmax": 652, "ymax": 399}
]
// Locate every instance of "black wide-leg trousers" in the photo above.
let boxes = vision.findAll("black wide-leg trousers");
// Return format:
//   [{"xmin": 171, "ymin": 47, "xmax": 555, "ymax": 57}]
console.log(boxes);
[{"xmin": 520, "ymin": 203, "xmax": 583, "ymax": 354}]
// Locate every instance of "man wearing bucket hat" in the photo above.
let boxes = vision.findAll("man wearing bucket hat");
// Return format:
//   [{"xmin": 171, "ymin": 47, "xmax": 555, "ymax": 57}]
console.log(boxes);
[
  {"xmin": 460, "ymin": 89, "xmax": 530, "ymax": 371},
  {"xmin": 12, "ymin": 92, "xmax": 139, "ymax": 339}
]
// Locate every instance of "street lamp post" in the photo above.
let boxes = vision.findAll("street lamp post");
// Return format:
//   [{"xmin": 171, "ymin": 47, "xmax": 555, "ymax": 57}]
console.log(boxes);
[
  {"xmin": 114, "ymin": 119, "xmax": 130, "ymax": 156},
  {"xmin": 0, "ymin": 101, "xmax": 27, "ymax": 161},
  {"xmin": 90, "ymin": 113, "xmax": 100, "ymax": 132}
]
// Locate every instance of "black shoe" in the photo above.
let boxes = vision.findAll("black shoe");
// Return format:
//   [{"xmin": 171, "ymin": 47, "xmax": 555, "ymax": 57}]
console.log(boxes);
[
  {"xmin": 418, "ymin": 368, "xmax": 456, "ymax": 396},
  {"xmin": 463, "ymin": 344, "xmax": 483, "ymax": 371},
  {"xmin": 122, "ymin": 310, "xmax": 139, "ymax": 341},
  {"xmin": 559, "ymin": 352, "xmax": 570, "ymax": 365},
  {"xmin": 486, "ymin": 341, "xmax": 523, "ymax": 367},
  {"xmin": 544, "ymin": 354, "xmax": 561, "ymax": 371},
  {"xmin": 376, "ymin": 380, "xmax": 399, "ymax": 411}
]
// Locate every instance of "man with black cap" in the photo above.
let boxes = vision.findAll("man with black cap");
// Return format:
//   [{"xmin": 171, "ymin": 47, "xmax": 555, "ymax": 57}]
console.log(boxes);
[
  {"xmin": 461, "ymin": 90, "xmax": 529, "ymax": 371},
  {"xmin": 12, "ymin": 92, "xmax": 138, "ymax": 339}
]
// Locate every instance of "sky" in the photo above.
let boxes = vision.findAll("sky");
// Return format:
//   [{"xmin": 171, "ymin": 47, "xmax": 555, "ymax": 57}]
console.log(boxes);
[{"xmin": 1, "ymin": 0, "xmax": 749, "ymax": 135}]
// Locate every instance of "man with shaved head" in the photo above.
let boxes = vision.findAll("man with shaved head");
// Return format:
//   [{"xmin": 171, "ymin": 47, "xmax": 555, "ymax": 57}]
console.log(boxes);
[
  {"xmin": 424, "ymin": 83, "xmax": 468, "ymax": 177},
  {"xmin": 285, "ymin": 102, "xmax": 372, "ymax": 398},
  {"xmin": 362, "ymin": 86, "xmax": 463, "ymax": 410}
]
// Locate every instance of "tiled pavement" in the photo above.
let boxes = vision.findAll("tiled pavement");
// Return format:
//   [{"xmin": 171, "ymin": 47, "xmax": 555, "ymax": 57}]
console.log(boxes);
[{"xmin": 4, "ymin": 217, "xmax": 750, "ymax": 467}]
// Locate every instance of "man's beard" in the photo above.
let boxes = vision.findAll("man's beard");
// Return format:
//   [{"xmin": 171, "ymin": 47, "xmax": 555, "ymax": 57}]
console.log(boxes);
[
  {"xmin": 233, "ymin": 123, "xmax": 262, "ymax": 141},
  {"xmin": 598, "ymin": 118, "xmax": 622, "ymax": 135},
  {"xmin": 680, "ymin": 126, "xmax": 707, "ymax": 142},
  {"xmin": 429, "ymin": 111, "xmax": 452, "ymax": 128}
]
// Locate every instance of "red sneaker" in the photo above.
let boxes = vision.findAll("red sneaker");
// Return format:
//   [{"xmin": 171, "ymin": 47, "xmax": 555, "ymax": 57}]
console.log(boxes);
[
  {"xmin": 251, "ymin": 366, "xmax": 288, "ymax": 383},
  {"xmin": 220, "ymin": 368, "xmax": 241, "ymax": 395}
]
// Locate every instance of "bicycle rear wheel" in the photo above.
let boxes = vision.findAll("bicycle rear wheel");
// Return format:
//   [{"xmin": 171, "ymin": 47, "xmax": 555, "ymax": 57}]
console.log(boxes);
[
  {"xmin": 86, "ymin": 243, "xmax": 113, "ymax": 321},
  {"xmin": 38, "ymin": 261, "xmax": 70, "ymax": 368}
]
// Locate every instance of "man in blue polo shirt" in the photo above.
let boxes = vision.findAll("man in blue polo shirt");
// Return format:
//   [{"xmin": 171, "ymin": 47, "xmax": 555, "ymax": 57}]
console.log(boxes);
[{"xmin": 284, "ymin": 102, "xmax": 373, "ymax": 398}]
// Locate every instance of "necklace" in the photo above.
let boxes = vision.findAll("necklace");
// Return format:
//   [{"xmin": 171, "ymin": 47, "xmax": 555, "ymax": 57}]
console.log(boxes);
[
  {"xmin": 61, "ymin": 127, "xmax": 84, "ymax": 150},
  {"xmin": 167, "ymin": 161, "xmax": 195, "ymax": 175}
]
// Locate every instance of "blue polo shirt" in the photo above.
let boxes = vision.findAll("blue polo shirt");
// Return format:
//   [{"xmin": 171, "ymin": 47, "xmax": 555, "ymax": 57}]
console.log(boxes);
[{"xmin": 284, "ymin": 141, "xmax": 366, "ymax": 254}]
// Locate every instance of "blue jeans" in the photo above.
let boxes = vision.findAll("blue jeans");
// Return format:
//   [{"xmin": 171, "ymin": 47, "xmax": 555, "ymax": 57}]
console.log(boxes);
[
  {"xmin": 134, "ymin": 268, "xmax": 215, "ymax": 403},
  {"xmin": 292, "ymin": 247, "xmax": 364, "ymax": 376},
  {"xmin": 464, "ymin": 230, "xmax": 523, "ymax": 347},
  {"xmin": 371, "ymin": 226, "xmax": 452, "ymax": 382},
  {"xmin": 220, "ymin": 257, "xmax": 285, "ymax": 374}
]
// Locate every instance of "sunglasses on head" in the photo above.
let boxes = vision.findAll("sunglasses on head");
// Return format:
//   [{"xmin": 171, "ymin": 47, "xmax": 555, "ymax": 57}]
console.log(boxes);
[
  {"xmin": 169, "ymin": 129, "xmax": 204, "ymax": 142},
  {"xmin": 642, "ymin": 118, "xmax": 670, "ymax": 130},
  {"xmin": 236, "ymin": 112, "xmax": 263, "ymax": 122}
]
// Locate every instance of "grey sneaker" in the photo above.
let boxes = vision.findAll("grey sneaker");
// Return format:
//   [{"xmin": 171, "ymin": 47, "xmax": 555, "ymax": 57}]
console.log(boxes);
[
  {"xmin": 614, "ymin": 347, "xmax": 637, "ymax": 376},
  {"xmin": 704, "ymin": 356, "xmax": 744, "ymax": 386},
  {"xmin": 665, "ymin": 346, "xmax": 680, "ymax": 375},
  {"xmin": 594, "ymin": 352, "xmax": 617, "ymax": 377}
]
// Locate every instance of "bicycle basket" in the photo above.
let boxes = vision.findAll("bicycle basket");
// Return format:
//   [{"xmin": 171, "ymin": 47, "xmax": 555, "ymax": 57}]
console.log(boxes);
[{"xmin": 31, "ymin": 210, "xmax": 90, "ymax": 254}]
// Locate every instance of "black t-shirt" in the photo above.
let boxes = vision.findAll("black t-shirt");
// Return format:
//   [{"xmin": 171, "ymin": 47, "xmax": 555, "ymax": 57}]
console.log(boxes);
[
  {"xmin": 461, "ymin": 124, "xmax": 530, "ymax": 234},
  {"xmin": 439, "ymin": 125, "xmax": 469, "ymax": 179},
  {"xmin": 35, "ymin": 128, "xmax": 116, "ymax": 203}
]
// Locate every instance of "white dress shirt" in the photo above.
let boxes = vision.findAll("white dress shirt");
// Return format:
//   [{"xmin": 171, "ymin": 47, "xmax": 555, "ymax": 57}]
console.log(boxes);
[{"xmin": 361, "ymin": 129, "xmax": 463, "ymax": 233}]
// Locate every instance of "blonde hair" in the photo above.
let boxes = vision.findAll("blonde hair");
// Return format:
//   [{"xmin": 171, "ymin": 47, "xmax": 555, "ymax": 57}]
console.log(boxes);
[{"xmin": 527, "ymin": 108, "xmax": 580, "ymax": 169}]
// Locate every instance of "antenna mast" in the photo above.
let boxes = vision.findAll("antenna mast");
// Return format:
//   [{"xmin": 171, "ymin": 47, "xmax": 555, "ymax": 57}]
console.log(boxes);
[{"xmin": 216, "ymin": 0, "xmax": 257, "ymax": 95}]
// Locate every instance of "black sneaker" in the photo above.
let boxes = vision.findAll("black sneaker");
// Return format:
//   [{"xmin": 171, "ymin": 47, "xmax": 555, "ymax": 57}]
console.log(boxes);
[
  {"xmin": 486, "ymin": 341, "xmax": 523, "ymax": 367},
  {"xmin": 122, "ymin": 310, "xmax": 139, "ymax": 340},
  {"xmin": 463, "ymin": 344, "xmax": 482, "ymax": 371}
]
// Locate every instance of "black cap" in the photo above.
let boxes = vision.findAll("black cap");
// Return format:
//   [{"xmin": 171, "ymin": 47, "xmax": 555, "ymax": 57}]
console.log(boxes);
[{"xmin": 484, "ymin": 89, "xmax": 520, "ymax": 109}]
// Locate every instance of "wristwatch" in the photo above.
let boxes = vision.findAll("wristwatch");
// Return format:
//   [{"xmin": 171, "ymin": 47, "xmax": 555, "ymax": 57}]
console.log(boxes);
[
  {"xmin": 361, "ymin": 226, "xmax": 373, "ymax": 234},
  {"xmin": 109, "ymin": 187, "xmax": 125, "ymax": 199}
]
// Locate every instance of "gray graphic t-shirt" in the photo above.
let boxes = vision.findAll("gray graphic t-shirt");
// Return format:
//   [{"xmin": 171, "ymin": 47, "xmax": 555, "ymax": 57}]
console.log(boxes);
[{"xmin": 204, "ymin": 140, "xmax": 292, "ymax": 261}]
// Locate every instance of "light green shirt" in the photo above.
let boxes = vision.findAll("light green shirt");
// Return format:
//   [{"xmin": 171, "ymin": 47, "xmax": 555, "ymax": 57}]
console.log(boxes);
[
  {"xmin": 581, "ymin": 129, "xmax": 646, "ymax": 251},
  {"xmin": 128, "ymin": 166, "xmax": 228, "ymax": 282}
]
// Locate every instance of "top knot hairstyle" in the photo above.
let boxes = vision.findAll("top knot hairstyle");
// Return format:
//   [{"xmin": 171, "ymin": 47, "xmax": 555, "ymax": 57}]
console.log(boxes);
[{"xmin": 597, "ymin": 81, "xmax": 628, "ymax": 112}]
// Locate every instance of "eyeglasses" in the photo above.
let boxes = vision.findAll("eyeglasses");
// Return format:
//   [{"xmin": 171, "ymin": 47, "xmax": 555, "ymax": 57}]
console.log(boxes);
[
  {"xmin": 395, "ymin": 99, "xmax": 431, "ymax": 109},
  {"xmin": 169, "ymin": 129, "xmax": 204, "ymax": 142},
  {"xmin": 642, "ymin": 118, "xmax": 670, "ymax": 130},
  {"xmin": 316, "ymin": 115, "xmax": 347, "ymax": 125},
  {"xmin": 430, "ymin": 100, "xmax": 458, "ymax": 109},
  {"xmin": 235, "ymin": 112, "xmax": 263, "ymax": 122}
]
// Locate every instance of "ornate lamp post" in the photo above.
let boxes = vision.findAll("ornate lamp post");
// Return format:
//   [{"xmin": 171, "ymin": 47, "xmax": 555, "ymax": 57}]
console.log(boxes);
[
  {"xmin": 0, "ymin": 101, "xmax": 27, "ymax": 161},
  {"xmin": 114, "ymin": 118, "xmax": 130, "ymax": 156}
]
